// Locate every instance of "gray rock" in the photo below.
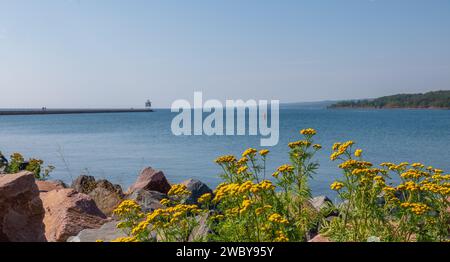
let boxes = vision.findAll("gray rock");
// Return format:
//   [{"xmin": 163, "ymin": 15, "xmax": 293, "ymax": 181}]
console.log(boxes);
[
  {"xmin": 181, "ymin": 179, "xmax": 213, "ymax": 205},
  {"xmin": 67, "ymin": 221, "xmax": 127, "ymax": 242},
  {"xmin": 309, "ymin": 196, "xmax": 332, "ymax": 212},
  {"xmin": 188, "ymin": 212, "xmax": 212, "ymax": 242},
  {"xmin": 126, "ymin": 189, "xmax": 167, "ymax": 213}
]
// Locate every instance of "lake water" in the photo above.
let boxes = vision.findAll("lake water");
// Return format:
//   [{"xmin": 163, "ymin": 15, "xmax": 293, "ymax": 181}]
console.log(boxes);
[{"xmin": 0, "ymin": 108, "xmax": 449, "ymax": 198}]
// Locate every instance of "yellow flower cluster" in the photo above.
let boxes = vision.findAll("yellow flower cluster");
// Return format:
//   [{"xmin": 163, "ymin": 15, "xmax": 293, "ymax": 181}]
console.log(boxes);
[
  {"xmin": 242, "ymin": 148, "xmax": 257, "ymax": 157},
  {"xmin": 300, "ymin": 128, "xmax": 317, "ymax": 136},
  {"xmin": 274, "ymin": 231, "xmax": 289, "ymax": 242},
  {"xmin": 239, "ymin": 199, "xmax": 253, "ymax": 214},
  {"xmin": 411, "ymin": 163, "xmax": 425, "ymax": 169},
  {"xmin": 215, "ymin": 155, "xmax": 236, "ymax": 164},
  {"xmin": 330, "ymin": 141, "xmax": 354, "ymax": 160},
  {"xmin": 168, "ymin": 184, "xmax": 191, "ymax": 197},
  {"xmin": 380, "ymin": 162, "xmax": 409, "ymax": 172},
  {"xmin": 339, "ymin": 159, "xmax": 373, "ymax": 170},
  {"xmin": 259, "ymin": 149, "xmax": 270, "ymax": 156},
  {"xmin": 272, "ymin": 164, "xmax": 294, "ymax": 178},
  {"xmin": 268, "ymin": 213, "xmax": 289, "ymax": 224},
  {"xmin": 237, "ymin": 166, "xmax": 248, "ymax": 174},
  {"xmin": 237, "ymin": 157, "xmax": 248, "ymax": 165},
  {"xmin": 400, "ymin": 170, "xmax": 424, "ymax": 179},
  {"xmin": 132, "ymin": 204, "xmax": 202, "ymax": 236},
  {"xmin": 10, "ymin": 152, "xmax": 24, "ymax": 162},
  {"xmin": 400, "ymin": 202, "xmax": 430, "ymax": 215},
  {"xmin": 213, "ymin": 180, "xmax": 275, "ymax": 203},
  {"xmin": 197, "ymin": 193, "xmax": 212, "ymax": 204},
  {"xmin": 313, "ymin": 144, "xmax": 322, "ymax": 150},
  {"xmin": 402, "ymin": 181, "xmax": 420, "ymax": 192},
  {"xmin": 255, "ymin": 205, "xmax": 272, "ymax": 215},
  {"xmin": 354, "ymin": 149, "xmax": 363, "ymax": 157},
  {"xmin": 373, "ymin": 175, "xmax": 385, "ymax": 184},
  {"xmin": 330, "ymin": 181, "xmax": 344, "ymax": 191},
  {"xmin": 160, "ymin": 198, "xmax": 170, "ymax": 206},
  {"xmin": 113, "ymin": 200, "xmax": 142, "ymax": 217},
  {"xmin": 288, "ymin": 140, "xmax": 311, "ymax": 149},
  {"xmin": 111, "ymin": 236, "xmax": 138, "ymax": 242}
]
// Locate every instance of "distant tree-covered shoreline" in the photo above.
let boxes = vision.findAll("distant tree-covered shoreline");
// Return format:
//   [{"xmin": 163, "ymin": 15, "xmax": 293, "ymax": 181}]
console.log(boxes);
[{"xmin": 329, "ymin": 90, "xmax": 450, "ymax": 109}]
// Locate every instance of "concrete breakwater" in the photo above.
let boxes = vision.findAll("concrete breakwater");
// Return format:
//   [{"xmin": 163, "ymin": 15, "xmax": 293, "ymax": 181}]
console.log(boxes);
[{"xmin": 0, "ymin": 108, "xmax": 153, "ymax": 116}]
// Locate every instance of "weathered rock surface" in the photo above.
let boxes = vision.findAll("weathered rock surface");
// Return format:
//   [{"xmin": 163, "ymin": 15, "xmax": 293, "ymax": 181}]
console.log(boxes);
[
  {"xmin": 308, "ymin": 234, "xmax": 331, "ymax": 242},
  {"xmin": 188, "ymin": 213, "xmax": 212, "ymax": 242},
  {"xmin": 0, "ymin": 171, "xmax": 46, "ymax": 242},
  {"xmin": 309, "ymin": 196, "xmax": 332, "ymax": 212},
  {"xmin": 36, "ymin": 180, "xmax": 67, "ymax": 193},
  {"xmin": 71, "ymin": 175, "xmax": 124, "ymax": 216},
  {"xmin": 128, "ymin": 167, "xmax": 171, "ymax": 194},
  {"xmin": 71, "ymin": 175, "xmax": 97, "ymax": 194},
  {"xmin": 40, "ymin": 188, "xmax": 107, "ymax": 242},
  {"xmin": 126, "ymin": 189, "xmax": 167, "ymax": 213},
  {"xmin": 67, "ymin": 220, "xmax": 126, "ymax": 242},
  {"xmin": 181, "ymin": 178, "xmax": 213, "ymax": 205}
]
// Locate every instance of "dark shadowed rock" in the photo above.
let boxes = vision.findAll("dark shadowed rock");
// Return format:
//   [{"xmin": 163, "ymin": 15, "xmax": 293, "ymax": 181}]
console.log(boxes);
[
  {"xmin": 67, "ymin": 220, "xmax": 127, "ymax": 242},
  {"xmin": 41, "ymin": 188, "xmax": 107, "ymax": 242},
  {"xmin": 0, "ymin": 171, "xmax": 46, "ymax": 242},
  {"xmin": 128, "ymin": 167, "xmax": 171, "ymax": 194},
  {"xmin": 181, "ymin": 179, "xmax": 213, "ymax": 205},
  {"xmin": 126, "ymin": 189, "xmax": 167, "ymax": 213},
  {"xmin": 71, "ymin": 175, "xmax": 124, "ymax": 216},
  {"xmin": 71, "ymin": 175, "xmax": 97, "ymax": 194}
]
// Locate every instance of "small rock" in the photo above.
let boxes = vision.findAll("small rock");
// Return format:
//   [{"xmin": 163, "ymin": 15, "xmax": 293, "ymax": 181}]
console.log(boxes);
[
  {"xmin": 308, "ymin": 234, "xmax": 331, "ymax": 242},
  {"xmin": 181, "ymin": 179, "xmax": 213, "ymax": 205},
  {"xmin": 128, "ymin": 167, "xmax": 171, "ymax": 194},
  {"xmin": 0, "ymin": 171, "xmax": 46, "ymax": 242},
  {"xmin": 309, "ymin": 195, "xmax": 338, "ymax": 217},
  {"xmin": 309, "ymin": 196, "xmax": 332, "ymax": 212},
  {"xmin": 40, "ymin": 188, "xmax": 107, "ymax": 242},
  {"xmin": 67, "ymin": 221, "xmax": 127, "ymax": 242},
  {"xmin": 71, "ymin": 175, "xmax": 97, "ymax": 194},
  {"xmin": 126, "ymin": 189, "xmax": 167, "ymax": 213},
  {"xmin": 36, "ymin": 180, "xmax": 67, "ymax": 193}
]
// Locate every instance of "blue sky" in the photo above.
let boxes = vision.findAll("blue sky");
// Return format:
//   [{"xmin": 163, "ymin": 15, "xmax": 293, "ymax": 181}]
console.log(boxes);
[{"xmin": 0, "ymin": 0, "xmax": 449, "ymax": 108}]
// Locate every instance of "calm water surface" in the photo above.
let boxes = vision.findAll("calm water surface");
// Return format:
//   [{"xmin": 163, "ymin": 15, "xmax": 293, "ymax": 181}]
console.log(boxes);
[{"xmin": 0, "ymin": 109, "xmax": 449, "ymax": 199}]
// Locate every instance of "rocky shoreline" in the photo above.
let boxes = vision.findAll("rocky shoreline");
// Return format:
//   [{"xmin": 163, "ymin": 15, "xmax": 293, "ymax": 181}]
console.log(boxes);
[{"xmin": 0, "ymin": 167, "xmax": 332, "ymax": 242}]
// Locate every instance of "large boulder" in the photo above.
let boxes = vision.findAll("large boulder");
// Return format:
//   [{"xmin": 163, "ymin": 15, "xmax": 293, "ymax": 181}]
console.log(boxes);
[
  {"xmin": 67, "ymin": 221, "xmax": 127, "ymax": 242},
  {"xmin": 71, "ymin": 175, "xmax": 124, "ymax": 216},
  {"xmin": 126, "ymin": 189, "xmax": 167, "ymax": 213},
  {"xmin": 88, "ymin": 180, "xmax": 124, "ymax": 216},
  {"xmin": 181, "ymin": 179, "xmax": 213, "ymax": 205},
  {"xmin": 36, "ymin": 180, "xmax": 67, "ymax": 193},
  {"xmin": 0, "ymin": 171, "xmax": 46, "ymax": 242},
  {"xmin": 128, "ymin": 167, "xmax": 171, "ymax": 194},
  {"xmin": 40, "ymin": 188, "xmax": 107, "ymax": 242}
]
